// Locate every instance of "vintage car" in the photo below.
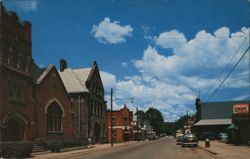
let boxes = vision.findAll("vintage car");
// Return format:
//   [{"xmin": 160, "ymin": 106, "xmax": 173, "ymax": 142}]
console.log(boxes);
[
  {"xmin": 176, "ymin": 135, "xmax": 184, "ymax": 145},
  {"xmin": 181, "ymin": 134, "xmax": 198, "ymax": 147}
]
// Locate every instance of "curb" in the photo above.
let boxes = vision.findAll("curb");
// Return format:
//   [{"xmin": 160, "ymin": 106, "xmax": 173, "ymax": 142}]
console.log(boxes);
[{"xmin": 32, "ymin": 141, "xmax": 140, "ymax": 159}]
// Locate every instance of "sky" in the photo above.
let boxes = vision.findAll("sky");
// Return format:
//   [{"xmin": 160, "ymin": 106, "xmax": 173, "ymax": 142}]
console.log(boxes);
[{"xmin": 2, "ymin": 0, "xmax": 250, "ymax": 122}]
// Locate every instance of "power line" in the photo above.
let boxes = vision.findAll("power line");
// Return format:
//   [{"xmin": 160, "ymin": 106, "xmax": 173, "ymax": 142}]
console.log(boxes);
[
  {"xmin": 32, "ymin": 31, "xmax": 246, "ymax": 40},
  {"xmin": 204, "ymin": 37, "xmax": 249, "ymax": 101},
  {"xmin": 206, "ymin": 46, "xmax": 250, "ymax": 101}
]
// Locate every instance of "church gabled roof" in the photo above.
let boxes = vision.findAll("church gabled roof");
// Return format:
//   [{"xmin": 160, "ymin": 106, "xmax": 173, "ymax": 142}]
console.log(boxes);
[
  {"xmin": 58, "ymin": 61, "xmax": 104, "ymax": 94},
  {"xmin": 72, "ymin": 68, "xmax": 92, "ymax": 87},
  {"xmin": 59, "ymin": 68, "xmax": 89, "ymax": 93}
]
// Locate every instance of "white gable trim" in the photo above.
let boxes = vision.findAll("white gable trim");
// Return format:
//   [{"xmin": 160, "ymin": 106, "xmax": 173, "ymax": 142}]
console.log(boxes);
[{"xmin": 44, "ymin": 98, "xmax": 65, "ymax": 117}]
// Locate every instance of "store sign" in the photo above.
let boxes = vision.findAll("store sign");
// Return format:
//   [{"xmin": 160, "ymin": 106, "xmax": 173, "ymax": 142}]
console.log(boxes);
[{"xmin": 233, "ymin": 104, "xmax": 249, "ymax": 114}]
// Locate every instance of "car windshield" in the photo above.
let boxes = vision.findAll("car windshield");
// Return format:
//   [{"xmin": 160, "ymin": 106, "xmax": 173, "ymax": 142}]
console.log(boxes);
[
  {"xmin": 184, "ymin": 134, "xmax": 196, "ymax": 138},
  {"xmin": 219, "ymin": 133, "xmax": 227, "ymax": 136}
]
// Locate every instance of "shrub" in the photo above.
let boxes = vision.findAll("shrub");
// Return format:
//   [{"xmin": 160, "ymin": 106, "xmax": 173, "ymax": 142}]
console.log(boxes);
[
  {"xmin": 63, "ymin": 140, "xmax": 76, "ymax": 148},
  {"xmin": 0, "ymin": 142, "xmax": 14, "ymax": 158},
  {"xmin": 47, "ymin": 140, "xmax": 64, "ymax": 152},
  {"xmin": 0, "ymin": 141, "xmax": 33, "ymax": 158},
  {"xmin": 71, "ymin": 137, "xmax": 80, "ymax": 146},
  {"xmin": 35, "ymin": 138, "xmax": 47, "ymax": 148},
  {"xmin": 14, "ymin": 141, "xmax": 33, "ymax": 158}
]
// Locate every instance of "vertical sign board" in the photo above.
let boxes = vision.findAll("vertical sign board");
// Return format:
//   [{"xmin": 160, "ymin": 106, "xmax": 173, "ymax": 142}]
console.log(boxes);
[{"xmin": 233, "ymin": 104, "xmax": 249, "ymax": 115}]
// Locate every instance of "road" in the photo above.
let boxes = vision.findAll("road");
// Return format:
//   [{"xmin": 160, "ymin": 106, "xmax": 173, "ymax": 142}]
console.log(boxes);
[{"xmin": 48, "ymin": 137, "xmax": 216, "ymax": 159}]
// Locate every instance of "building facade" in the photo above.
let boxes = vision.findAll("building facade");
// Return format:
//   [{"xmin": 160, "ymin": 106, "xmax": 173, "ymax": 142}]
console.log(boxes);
[
  {"xmin": 132, "ymin": 116, "xmax": 153, "ymax": 140},
  {"xmin": 195, "ymin": 99, "xmax": 250, "ymax": 144},
  {"xmin": 231, "ymin": 103, "xmax": 250, "ymax": 144},
  {"xmin": 0, "ymin": 2, "xmax": 34, "ymax": 141},
  {"xmin": 59, "ymin": 60, "xmax": 107, "ymax": 143},
  {"xmin": 0, "ymin": 2, "xmax": 74, "ymax": 141},
  {"xmin": 33, "ymin": 64, "xmax": 74, "ymax": 140},
  {"xmin": 107, "ymin": 105, "xmax": 133, "ymax": 143}
]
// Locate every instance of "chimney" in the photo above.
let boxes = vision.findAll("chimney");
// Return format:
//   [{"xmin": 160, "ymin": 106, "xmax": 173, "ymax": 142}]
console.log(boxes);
[{"xmin": 60, "ymin": 59, "xmax": 67, "ymax": 72}]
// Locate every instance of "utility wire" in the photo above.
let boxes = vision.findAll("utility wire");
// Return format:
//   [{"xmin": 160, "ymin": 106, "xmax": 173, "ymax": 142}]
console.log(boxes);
[
  {"xmin": 204, "ymin": 37, "xmax": 249, "ymax": 100},
  {"xmin": 206, "ymin": 46, "xmax": 250, "ymax": 101}
]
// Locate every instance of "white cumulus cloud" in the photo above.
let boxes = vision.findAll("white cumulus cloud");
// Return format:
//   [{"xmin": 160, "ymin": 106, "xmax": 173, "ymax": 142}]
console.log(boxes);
[
  {"xmin": 102, "ymin": 27, "xmax": 249, "ymax": 122},
  {"xmin": 100, "ymin": 71, "xmax": 117, "ymax": 91},
  {"xmin": 121, "ymin": 62, "xmax": 128, "ymax": 68},
  {"xmin": 91, "ymin": 17, "xmax": 133, "ymax": 44},
  {"xmin": 155, "ymin": 30, "xmax": 187, "ymax": 49}
]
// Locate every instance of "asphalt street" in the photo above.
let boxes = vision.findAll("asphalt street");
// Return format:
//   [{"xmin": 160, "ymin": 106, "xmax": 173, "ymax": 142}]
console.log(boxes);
[{"xmin": 49, "ymin": 137, "xmax": 216, "ymax": 159}]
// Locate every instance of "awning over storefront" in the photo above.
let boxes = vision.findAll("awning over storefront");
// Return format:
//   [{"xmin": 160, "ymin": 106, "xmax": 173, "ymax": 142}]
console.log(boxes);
[
  {"xmin": 194, "ymin": 119, "xmax": 231, "ymax": 126},
  {"xmin": 227, "ymin": 123, "xmax": 239, "ymax": 130}
]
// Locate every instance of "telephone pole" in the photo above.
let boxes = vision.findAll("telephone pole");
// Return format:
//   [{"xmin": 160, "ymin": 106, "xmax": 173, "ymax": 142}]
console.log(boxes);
[{"xmin": 110, "ymin": 88, "xmax": 113, "ymax": 147}]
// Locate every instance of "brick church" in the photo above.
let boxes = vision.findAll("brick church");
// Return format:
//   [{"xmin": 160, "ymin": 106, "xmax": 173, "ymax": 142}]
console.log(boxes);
[
  {"xmin": 59, "ymin": 60, "xmax": 107, "ymax": 143},
  {"xmin": 0, "ymin": 2, "xmax": 106, "ymax": 142}
]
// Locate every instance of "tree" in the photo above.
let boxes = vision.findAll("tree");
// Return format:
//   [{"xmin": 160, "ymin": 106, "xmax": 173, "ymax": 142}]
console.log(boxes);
[
  {"xmin": 145, "ymin": 108, "xmax": 164, "ymax": 135},
  {"xmin": 162, "ymin": 122, "xmax": 175, "ymax": 136},
  {"xmin": 135, "ymin": 110, "xmax": 146, "ymax": 120}
]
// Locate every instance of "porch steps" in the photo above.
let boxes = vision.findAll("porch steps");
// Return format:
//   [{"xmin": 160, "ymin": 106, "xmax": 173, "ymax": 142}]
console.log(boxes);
[{"xmin": 32, "ymin": 144, "xmax": 47, "ymax": 153}]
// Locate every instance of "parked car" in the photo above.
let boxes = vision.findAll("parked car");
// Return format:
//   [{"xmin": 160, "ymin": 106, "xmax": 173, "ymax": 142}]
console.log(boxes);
[
  {"xmin": 148, "ymin": 135, "xmax": 155, "ymax": 140},
  {"xmin": 176, "ymin": 135, "xmax": 184, "ymax": 145},
  {"xmin": 148, "ymin": 134, "xmax": 159, "ymax": 140},
  {"xmin": 181, "ymin": 134, "xmax": 198, "ymax": 147},
  {"xmin": 201, "ymin": 132, "xmax": 216, "ymax": 140},
  {"xmin": 155, "ymin": 135, "xmax": 160, "ymax": 140},
  {"xmin": 217, "ymin": 133, "xmax": 228, "ymax": 142}
]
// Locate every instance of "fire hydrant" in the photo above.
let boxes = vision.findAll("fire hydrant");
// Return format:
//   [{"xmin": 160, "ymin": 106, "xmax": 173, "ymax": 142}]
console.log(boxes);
[{"xmin": 205, "ymin": 139, "xmax": 210, "ymax": 148}]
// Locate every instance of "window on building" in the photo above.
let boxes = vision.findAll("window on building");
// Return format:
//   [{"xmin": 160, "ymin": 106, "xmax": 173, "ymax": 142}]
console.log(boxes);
[
  {"xmin": 13, "ymin": 57, "xmax": 17, "ymax": 68},
  {"xmin": 95, "ymin": 101, "xmax": 98, "ymax": 115},
  {"xmin": 21, "ymin": 62, "xmax": 26, "ymax": 72},
  {"xmin": 2, "ymin": 53, "xmax": 7, "ymax": 64},
  {"xmin": 91, "ymin": 100, "xmax": 95, "ymax": 114},
  {"xmin": 17, "ymin": 60, "xmax": 21, "ymax": 69},
  {"xmin": 47, "ymin": 103, "xmax": 63, "ymax": 132},
  {"xmin": 124, "ymin": 118, "xmax": 130, "ymax": 126},
  {"xmin": 112, "ymin": 129, "xmax": 116, "ymax": 137},
  {"xmin": 9, "ymin": 82, "xmax": 24, "ymax": 99},
  {"xmin": 97, "ymin": 102, "xmax": 99, "ymax": 115},
  {"xmin": 112, "ymin": 118, "xmax": 116, "ymax": 126},
  {"xmin": 0, "ymin": 52, "xmax": 2, "ymax": 64},
  {"xmin": 100, "ymin": 105, "xmax": 102, "ymax": 116},
  {"xmin": 25, "ymin": 65, "xmax": 29, "ymax": 72},
  {"xmin": 18, "ymin": 49, "xmax": 22, "ymax": 57},
  {"xmin": 7, "ymin": 55, "xmax": 11, "ymax": 65}
]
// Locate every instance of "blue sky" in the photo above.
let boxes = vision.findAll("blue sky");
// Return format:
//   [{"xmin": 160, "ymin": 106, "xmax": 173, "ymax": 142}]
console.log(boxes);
[{"xmin": 3, "ymin": 0, "xmax": 250, "ymax": 121}]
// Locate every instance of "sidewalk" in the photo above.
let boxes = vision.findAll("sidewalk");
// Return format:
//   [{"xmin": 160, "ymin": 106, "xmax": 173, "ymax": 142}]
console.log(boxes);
[
  {"xmin": 31, "ymin": 141, "xmax": 139, "ymax": 159},
  {"xmin": 199, "ymin": 140, "xmax": 250, "ymax": 159}
]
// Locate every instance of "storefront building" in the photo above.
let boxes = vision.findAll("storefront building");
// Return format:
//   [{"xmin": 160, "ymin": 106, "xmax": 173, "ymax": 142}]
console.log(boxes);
[
  {"xmin": 194, "ymin": 99, "xmax": 250, "ymax": 144},
  {"xmin": 106, "ymin": 105, "xmax": 133, "ymax": 143},
  {"xmin": 230, "ymin": 103, "xmax": 250, "ymax": 145}
]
